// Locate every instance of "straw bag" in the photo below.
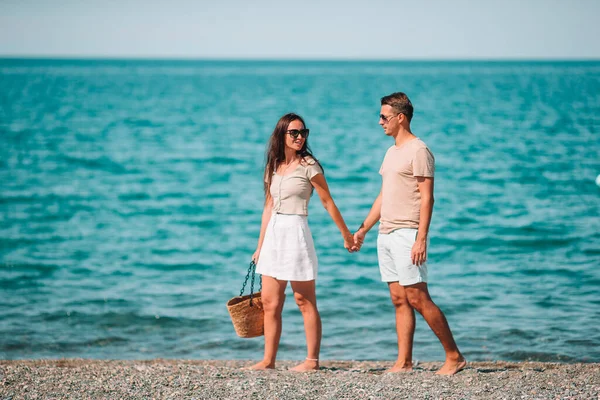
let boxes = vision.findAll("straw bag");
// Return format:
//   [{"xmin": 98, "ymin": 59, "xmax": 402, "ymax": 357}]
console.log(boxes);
[{"xmin": 226, "ymin": 261, "xmax": 264, "ymax": 338}]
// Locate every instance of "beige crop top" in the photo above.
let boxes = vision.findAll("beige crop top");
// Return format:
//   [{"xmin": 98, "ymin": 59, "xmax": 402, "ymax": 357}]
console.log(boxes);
[{"xmin": 268, "ymin": 157, "xmax": 323, "ymax": 215}]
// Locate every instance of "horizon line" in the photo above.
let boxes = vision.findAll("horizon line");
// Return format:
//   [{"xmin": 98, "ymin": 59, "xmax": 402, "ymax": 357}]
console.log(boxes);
[{"xmin": 1, "ymin": 55, "xmax": 600, "ymax": 63}]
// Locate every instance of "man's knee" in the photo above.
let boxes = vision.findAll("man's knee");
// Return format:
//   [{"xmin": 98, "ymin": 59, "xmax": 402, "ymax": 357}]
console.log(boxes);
[
  {"xmin": 405, "ymin": 283, "xmax": 434, "ymax": 312},
  {"xmin": 406, "ymin": 291, "xmax": 432, "ymax": 313},
  {"xmin": 406, "ymin": 295, "xmax": 424, "ymax": 311},
  {"xmin": 390, "ymin": 292, "xmax": 411, "ymax": 308}
]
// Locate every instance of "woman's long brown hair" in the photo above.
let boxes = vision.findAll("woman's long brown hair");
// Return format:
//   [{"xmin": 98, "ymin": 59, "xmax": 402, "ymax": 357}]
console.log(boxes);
[{"xmin": 263, "ymin": 113, "xmax": 323, "ymax": 198}]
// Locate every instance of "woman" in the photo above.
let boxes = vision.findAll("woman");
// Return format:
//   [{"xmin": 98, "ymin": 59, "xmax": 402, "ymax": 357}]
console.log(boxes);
[{"xmin": 248, "ymin": 113, "xmax": 356, "ymax": 371}]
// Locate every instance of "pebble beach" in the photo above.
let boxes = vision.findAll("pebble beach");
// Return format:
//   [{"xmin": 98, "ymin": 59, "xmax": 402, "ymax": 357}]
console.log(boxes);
[{"xmin": 1, "ymin": 360, "xmax": 598, "ymax": 399}]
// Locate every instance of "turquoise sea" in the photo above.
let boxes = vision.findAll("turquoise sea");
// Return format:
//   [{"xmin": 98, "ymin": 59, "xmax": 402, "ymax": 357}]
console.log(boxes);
[{"xmin": 1, "ymin": 59, "xmax": 599, "ymax": 362}]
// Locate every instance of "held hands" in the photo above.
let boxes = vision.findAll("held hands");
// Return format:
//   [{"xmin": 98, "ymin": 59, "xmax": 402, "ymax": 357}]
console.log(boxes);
[
  {"xmin": 344, "ymin": 228, "xmax": 366, "ymax": 253},
  {"xmin": 343, "ymin": 232, "xmax": 360, "ymax": 253},
  {"xmin": 353, "ymin": 228, "xmax": 365, "ymax": 251}
]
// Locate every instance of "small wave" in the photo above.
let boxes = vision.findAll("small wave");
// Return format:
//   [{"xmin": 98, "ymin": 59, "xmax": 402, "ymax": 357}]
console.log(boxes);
[
  {"xmin": 327, "ymin": 175, "xmax": 371, "ymax": 184},
  {"xmin": 64, "ymin": 298, "xmax": 131, "ymax": 307},
  {"xmin": 114, "ymin": 208, "xmax": 168, "ymax": 217},
  {"xmin": 123, "ymin": 118, "xmax": 163, "ymax": 128},
  {"xmin": 518, "ymin": 268, "xmax": 588, "ymax": 279},
  {"xmin": 204, "ymin": 192, "xmax": 230, "ymax": 199},
  {"xmin": 447, "ymin": 216, "xmax": 479, "ymax": 225},
  {"xmin": 534, "ymin": 295, "xmax": 562, "ymax": 308},
  {"xmin": 1, "ymin": 262, "xmax": 60, "ymax": 274},
  {"xmin": 0, "ymin": 192, "xmax": 89, "ymax": 205},
  {"xmin": 0, "ymin": 336, "xmax": 129, "ymax": 353},
  {"xmin": 500, "ymin": 328, "xmax": 538, "ymax": 340},
  {"xmin": 500, "ymin": 350, "xmax": 579, "ymax": 362},
  {"xmin": 583, "ymin": 247, "xmax": 600, "ymax": 256},
  {"xmin": 503, "ymin": 237, "xmax": 578, "ymax": 249},
  {"xmin": 27, "ymin": 310, "xmax": 217, "ymax": 331},
  {"xmin": 133, "ymin": 262, "xmax": 212, "ymax": 271},
  {"xmin": 118, "ymin": 192, "xmax": 152, "ymax": 201},
  {"xmin": 1, "ymin": 263, "xmax": 60, "ymax": 287},
  {"xmin": 1, "ymin": 275, "xmax": 45, "ymax": 289},
  {"xmin": 60, "ymin": 154, "xmax": 129, "ymax": 174},
  {"xmin": 438, "ymin": 235, "xmax": 578, "ymax": 251},
  {"xmin": 156, "ymin": 192, "xmax": 188, "ymax": 200},
  {"xmin": 329, "ymin": 275, "xmax": 379, "ymax": 286},
  {"xmin": 197, "ymin": 156, "xmax": 245, "ymax": 165},
  {"xmin": 175, "ymin": 219, "xmax": 218, "ymax": 229}
]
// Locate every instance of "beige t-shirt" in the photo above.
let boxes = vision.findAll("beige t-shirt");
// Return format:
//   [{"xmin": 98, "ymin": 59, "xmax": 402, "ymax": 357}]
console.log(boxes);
[
  {"xmin": 269, "ymin": 157, "xmax": 323, "ymax": 216},
  {"xmin": 379, "ymin": 138, "xmax": 435, "ymax": 233}
]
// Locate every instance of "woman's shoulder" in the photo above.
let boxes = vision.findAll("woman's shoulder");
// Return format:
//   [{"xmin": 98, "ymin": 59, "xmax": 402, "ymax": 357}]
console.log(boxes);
[
  {"xmin": 299, "ymin": 156, "xmax": 323, "ymax": 180},
  {"xmin": 300, "ymin": 155, "xmax": 318, "ymax": 167}
]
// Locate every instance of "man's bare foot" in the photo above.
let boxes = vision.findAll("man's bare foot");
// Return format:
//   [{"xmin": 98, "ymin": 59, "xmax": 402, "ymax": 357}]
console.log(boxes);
[
  {"xmin": 290, "ymin": 359, "xmax": 319, "ymax": 372},
  {"xmin": 385, "ymin": 361, "xmax": 413, "ymax": 373},
  {"xmin": 244, "ymin": 360, "xmax": 275, "ymax": 370},
  {"xmin": 436, "ymin": 357, "xmax": 467, "ymax": 375}
]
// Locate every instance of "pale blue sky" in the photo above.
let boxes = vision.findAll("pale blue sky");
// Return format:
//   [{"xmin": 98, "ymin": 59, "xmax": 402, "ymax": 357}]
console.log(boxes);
[{"xmin": 1, "ymin": 0, "xmax": 599, "ymax": 59}]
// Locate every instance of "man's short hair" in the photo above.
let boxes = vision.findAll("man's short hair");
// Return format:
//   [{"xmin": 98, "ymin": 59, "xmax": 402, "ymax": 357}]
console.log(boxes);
[{"xmin": 381, "ymin": 92, "xmax": 414, "ymax": 122}]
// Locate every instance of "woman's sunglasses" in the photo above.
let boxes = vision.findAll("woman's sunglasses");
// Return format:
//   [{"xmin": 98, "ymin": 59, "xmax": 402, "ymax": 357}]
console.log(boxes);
[{"xmin": 286, "ymin": 129, "xmax": 310, "ymax": 139}]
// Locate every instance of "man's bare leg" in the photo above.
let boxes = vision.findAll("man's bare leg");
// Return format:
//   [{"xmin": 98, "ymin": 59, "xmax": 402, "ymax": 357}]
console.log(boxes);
[
  {"xmin": 387, "ymin": 282, "xmax": 415, "ymax": 372},
  {"xmin": 289, "ymin": 280, "xmax": 321, "ymax": 372},
  {"xmin": 405, "ymin": 282, "xmax": 466, "ymax": 375},
  {"xmin": 247, "ymin": 276, "xmax": 287, "ymax": 370}
]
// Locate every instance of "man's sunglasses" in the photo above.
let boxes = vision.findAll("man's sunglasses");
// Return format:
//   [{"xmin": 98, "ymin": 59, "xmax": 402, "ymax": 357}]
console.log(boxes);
[
  {"xmin": 286, "ymin": 129, "xmax": 310, "ymax": 139},
  {"xmin": 380, "ymin": 113, "xmax": 400, "ymax": 123}
]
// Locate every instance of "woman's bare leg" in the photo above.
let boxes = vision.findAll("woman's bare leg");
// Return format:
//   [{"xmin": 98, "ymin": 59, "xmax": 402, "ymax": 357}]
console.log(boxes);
[
  {"xmin": 247, "ymin": 276, "xmax": 287, "ymax": 370},
  {"xmin": 290, "ymin": 280, "xmax": 321, "ymax": 371}
]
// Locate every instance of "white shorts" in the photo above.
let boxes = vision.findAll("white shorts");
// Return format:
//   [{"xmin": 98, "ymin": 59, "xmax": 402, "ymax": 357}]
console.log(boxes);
[
  {"xmin": 256, "ymin": 213, "xmax": 318, "ymax": 281},
  {"xmin": 377, "ymin": 228, "xmax": 428, "ymax": 285}
]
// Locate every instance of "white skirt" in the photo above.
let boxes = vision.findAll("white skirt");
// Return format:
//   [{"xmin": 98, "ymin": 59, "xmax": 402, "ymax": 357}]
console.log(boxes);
[{"xmin": 256, "ymin": 213, "xmax": 318, "ymax": 281}]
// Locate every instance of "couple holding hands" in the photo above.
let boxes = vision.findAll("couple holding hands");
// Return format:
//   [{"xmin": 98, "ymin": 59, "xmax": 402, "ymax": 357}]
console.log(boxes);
[{"xmin": 249, "ymin": 92, "xmax": 466, "ymax": 375}]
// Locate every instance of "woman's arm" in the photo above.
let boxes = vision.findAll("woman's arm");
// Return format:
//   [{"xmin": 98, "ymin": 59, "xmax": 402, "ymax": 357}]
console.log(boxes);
[
  {"xmin": 310, "ymin": 174, "xmax": 357, "ymax": 252},
  {"xmin": 252, "ymin": 193, "xmax": 274, "ymax": 263}
]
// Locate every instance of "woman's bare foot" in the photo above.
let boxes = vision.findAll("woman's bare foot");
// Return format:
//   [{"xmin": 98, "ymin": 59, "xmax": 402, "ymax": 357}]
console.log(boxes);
[
  {"xmin": 290, "ymin": 359, "xmax": 319, "ymax": 372},
  {"xmin": 244, "ymin": 360, "xmax": 275, "ymax": 370},
  {"xmin": 436, "ymin": 357, "xmax": 467, "ymax": 375},
  {"xmin": 385, "ymin": 361, "xmax": 413, "ymax": 373}
]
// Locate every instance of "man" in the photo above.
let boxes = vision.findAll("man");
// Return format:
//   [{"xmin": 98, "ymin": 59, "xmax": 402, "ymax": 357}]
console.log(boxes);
[{"xmin": 354, "ymin": 92, "xmax": 466, "ymax": 375}]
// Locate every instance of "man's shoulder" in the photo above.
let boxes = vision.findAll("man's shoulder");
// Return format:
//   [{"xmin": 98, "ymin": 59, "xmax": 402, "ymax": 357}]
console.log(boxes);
[
  {"xmin": 388, "ymin": 138, "xmax": 433, "ymax": 155},
  {"xmin": 411, "ymin": 138, "xmax": 430, "ymax": 150},
  {"xmin": 410, "ymin": 138, "xmax": 434, "ymax": 157},
  {"xmin": 383, "ymin": 145, "xmax": 396, "ymax": 156}
]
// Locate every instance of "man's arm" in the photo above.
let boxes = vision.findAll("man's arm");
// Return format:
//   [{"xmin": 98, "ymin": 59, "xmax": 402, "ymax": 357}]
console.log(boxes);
[
  {"xmin": 353, "ymin": 189, "xmax": 382, "ymax": 248},
  {"xmin": 412, "ymin": 176, "xmax": 434, "ymax": 266}
]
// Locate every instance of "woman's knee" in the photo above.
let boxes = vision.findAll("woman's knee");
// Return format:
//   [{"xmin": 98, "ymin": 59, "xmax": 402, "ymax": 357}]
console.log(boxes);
[
  {"xmin": 262, "ymin": 295, "xmax": 283, "ymax": 314},
  {"xmin": 293, "ymin": 292, "xmax": 315, "ymax": 312}
]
